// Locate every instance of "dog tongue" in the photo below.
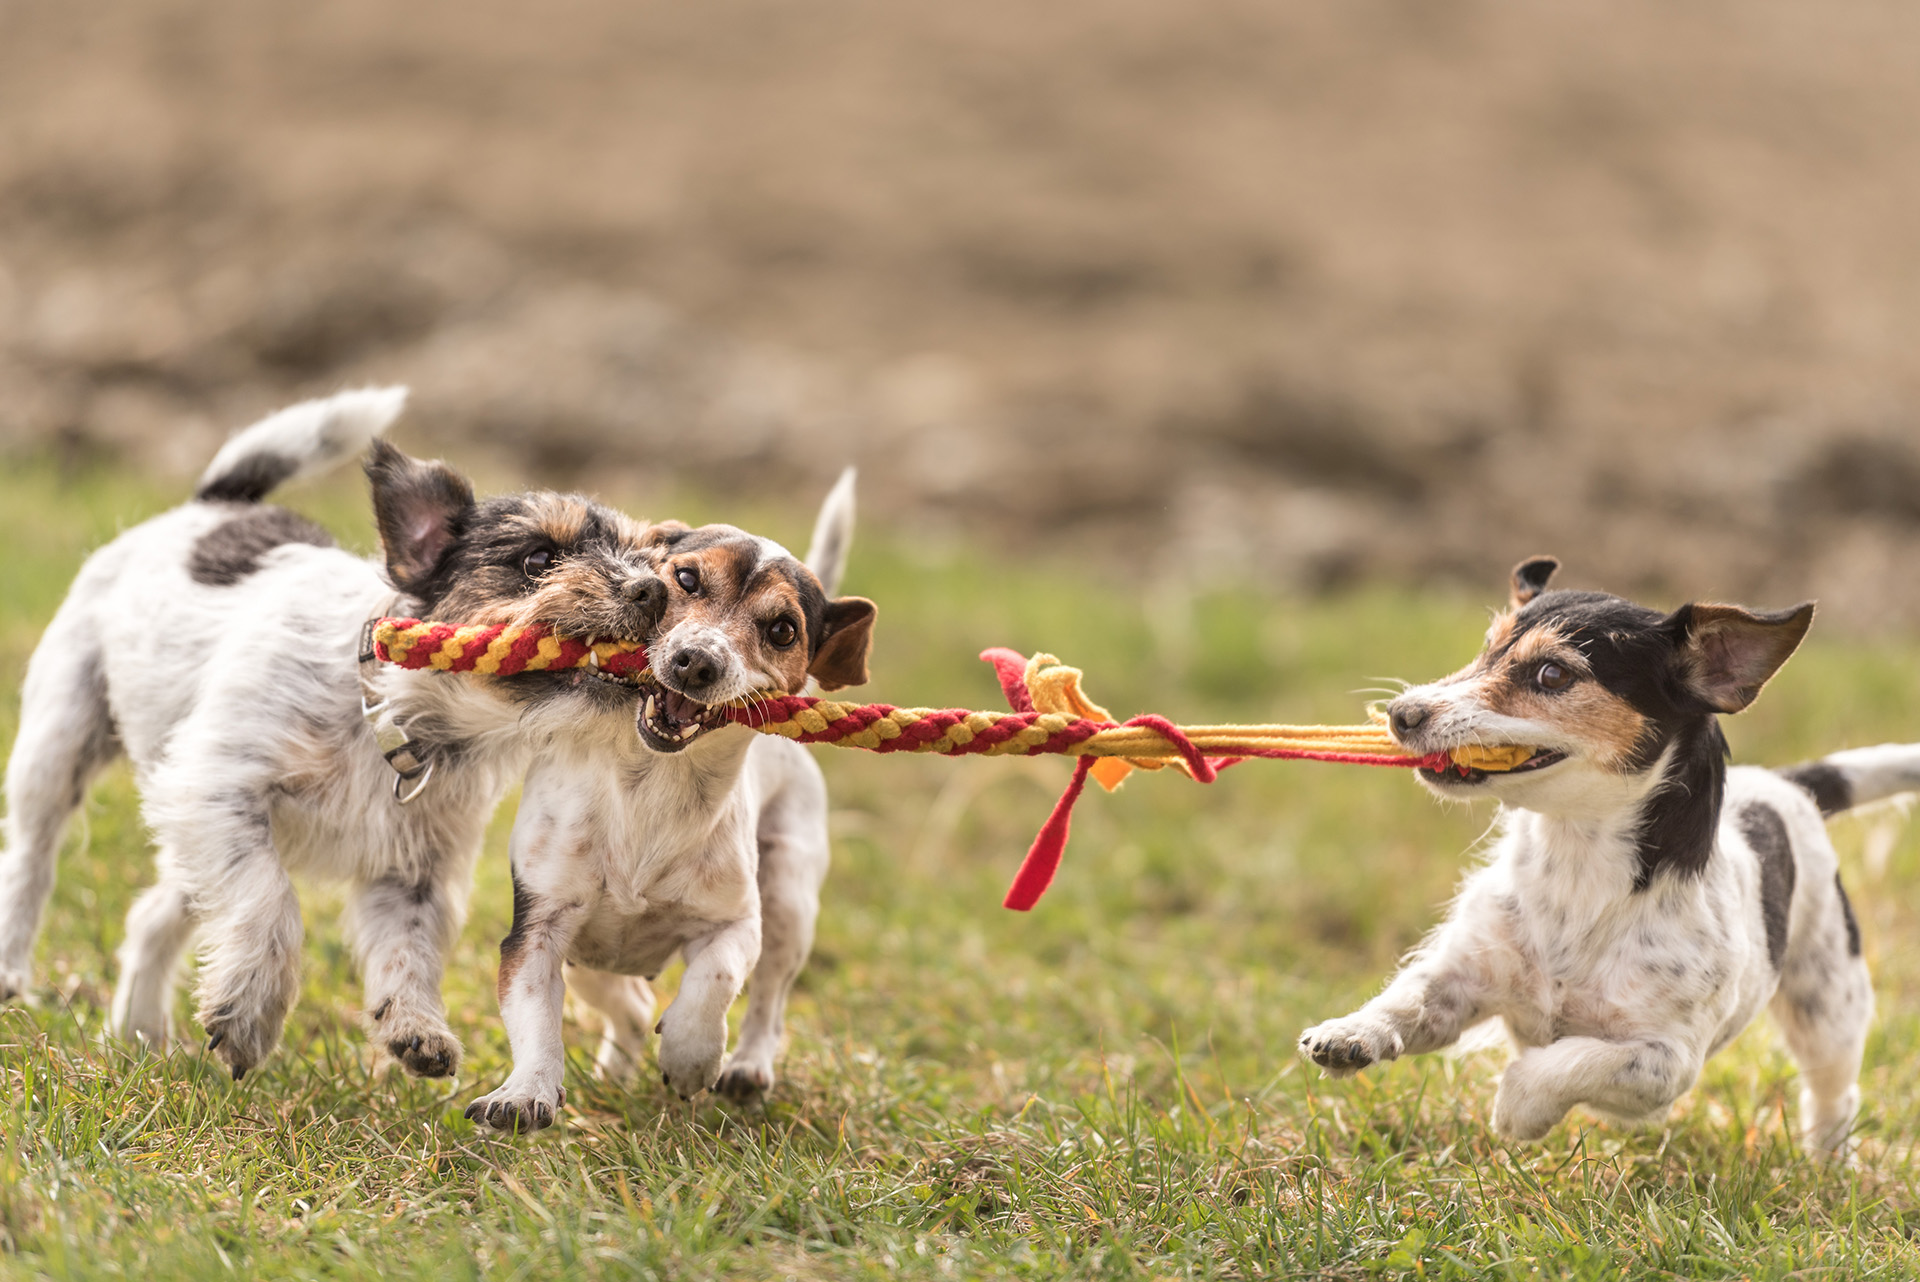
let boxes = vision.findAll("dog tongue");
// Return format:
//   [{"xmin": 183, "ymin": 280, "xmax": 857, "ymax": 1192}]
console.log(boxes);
[{"xmin": 659, "ymin": 687, "xmax": 709, "ymax": 726}]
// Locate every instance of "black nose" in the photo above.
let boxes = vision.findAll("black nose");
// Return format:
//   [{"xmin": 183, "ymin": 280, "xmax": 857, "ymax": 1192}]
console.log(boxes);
[
  {"xmin": 671, "ymin": 647, "xmax": 720, "ymax": 691},
  {"xmin": 622, "ymin": 572, "xmax": 666, "ymax": 627},
  {"xmin": 1388, "ymin": 698, "xmax": 1431, "ymax": 739}
]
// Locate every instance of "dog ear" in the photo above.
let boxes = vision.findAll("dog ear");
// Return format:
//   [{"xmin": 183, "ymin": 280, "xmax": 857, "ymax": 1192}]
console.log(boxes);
[
  {"xmin": 1667, "ymin": 601, "xmax": 1815, "ymax": 713},
  {"xmin": 808, "ymin": 597, "xmax": 877, "ymax": 691},
  {"xmin": 1509, "ymin": 556, "xmax": 1560, "ymax": 609},
  {"xmin": 641, "ymin": 520, "xmax": 692, "ymax": 550},
  {"xmin": 364, "ymin": 439, "xmax": 476, "ymax": 593}
]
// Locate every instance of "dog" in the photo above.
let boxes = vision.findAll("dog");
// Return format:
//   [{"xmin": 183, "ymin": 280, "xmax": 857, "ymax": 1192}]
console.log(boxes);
[
  {"xmin": 463, "ymin": 473, "xmax": 874, "ymax": 1131},
  {"xmin": 1297, "ymin": 557, "xmax": 1920, "ymax": 1155},
  {"xmin": 0, "ymin": 388, "xmax": 671, "ymax": 1082}
]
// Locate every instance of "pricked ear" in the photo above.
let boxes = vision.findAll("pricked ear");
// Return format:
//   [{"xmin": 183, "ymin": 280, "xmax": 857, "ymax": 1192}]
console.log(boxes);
[
  {"xmin": 808, "ymin": 597, "xmax": 877, "ymax": 691},
  {"xmin": 1509, "ymin": 556, "xmax": 1560, "ymax": 609},
  {"xmin": 1669, "ymin": 601, "xmax": 1815, "ymax": 713},
  {"xmin": 364, "ymin": 438, "xmax": 475, "ymax": 592}
]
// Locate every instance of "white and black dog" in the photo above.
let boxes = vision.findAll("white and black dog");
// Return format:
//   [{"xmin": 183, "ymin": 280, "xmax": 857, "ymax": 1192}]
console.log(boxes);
[
  {"xmin": 1299, "ymin": 557, "xmax": 1920, "ymax": 1155},
  {"xmin": 464, "ymin": 476, "xmax": 875, "ymax": 1131},
  {"xmin": 0, "ymin": 389, "xmax": 670, "ymax": 1081}
]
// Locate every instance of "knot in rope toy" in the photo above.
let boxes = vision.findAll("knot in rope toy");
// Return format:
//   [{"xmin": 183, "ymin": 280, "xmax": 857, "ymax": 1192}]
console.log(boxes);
[{"xmin": 373, "ymin": 618, "xmax": 1536, "ymax": 909}]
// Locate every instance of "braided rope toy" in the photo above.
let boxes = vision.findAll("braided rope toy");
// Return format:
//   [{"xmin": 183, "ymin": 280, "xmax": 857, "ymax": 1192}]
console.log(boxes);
[{"xmin": 374, "ymin": 618, "xmax": 1535, "ymax": 909}]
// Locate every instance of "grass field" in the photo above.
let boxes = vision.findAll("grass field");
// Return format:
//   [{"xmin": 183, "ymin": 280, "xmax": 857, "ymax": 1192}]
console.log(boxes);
[{"xmin": 7, "ymin": 459, "xmax": 1920, "ymax": 1279}]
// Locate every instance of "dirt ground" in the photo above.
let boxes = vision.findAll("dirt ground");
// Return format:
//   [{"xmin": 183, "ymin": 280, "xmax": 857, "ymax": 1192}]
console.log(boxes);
[{"xmin": 5, "ymin": 0, "xmax": 1920, "ymax": 628}]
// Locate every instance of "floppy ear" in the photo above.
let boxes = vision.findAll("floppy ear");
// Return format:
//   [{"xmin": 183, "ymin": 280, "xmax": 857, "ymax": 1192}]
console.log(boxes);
[
  {"xmin": 1509, "ymin": 556, "xmax": 1560, "ymax": 609},
  {"xmin": 1669, "ymin": 601, "xmax": 1815, "ymax": 713},
  {"xmin": 641, "ymin": 519, "xmax": 692, "ymax": 550},
  {"xmin": 364, "ymin": 439, "xmax": 475, "ymax": 592},
  {"xmin": 808, "ymin": 597, "xmax": 877, "ymax": 691}
]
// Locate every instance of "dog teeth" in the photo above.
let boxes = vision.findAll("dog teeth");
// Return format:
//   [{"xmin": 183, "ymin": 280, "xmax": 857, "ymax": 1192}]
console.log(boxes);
[{"xmin": 644, "ymin": 695, "xmax": 657, "ymax": 725}]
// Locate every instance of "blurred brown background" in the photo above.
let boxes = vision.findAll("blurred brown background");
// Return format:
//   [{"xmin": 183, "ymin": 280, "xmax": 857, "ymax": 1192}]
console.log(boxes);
[{"xmin": 5, "ymin": 0, "xmax": 1919, "ymax": 627}]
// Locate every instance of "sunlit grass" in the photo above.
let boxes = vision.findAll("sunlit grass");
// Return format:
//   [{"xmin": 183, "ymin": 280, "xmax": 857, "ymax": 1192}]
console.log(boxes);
[{"xmin": 5, "ymin": 455, "xmax": 1920, "ymax": 1278}]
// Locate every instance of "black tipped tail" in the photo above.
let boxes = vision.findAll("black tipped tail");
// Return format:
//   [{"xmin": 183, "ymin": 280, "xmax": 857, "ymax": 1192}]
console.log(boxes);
[
  {"xmin": 193, "ymin": 387, "xmax": 407, "ymax": 505},
  {"xmin": 1779, "ymin": 744, "xmax": 1920, "ymax": 817}
]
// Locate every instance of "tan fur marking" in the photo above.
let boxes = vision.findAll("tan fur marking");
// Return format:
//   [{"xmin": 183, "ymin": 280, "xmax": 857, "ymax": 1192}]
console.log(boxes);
[{"xmin": 1482, "ymin": 677, "xmax": 1648, "ymax": 770}]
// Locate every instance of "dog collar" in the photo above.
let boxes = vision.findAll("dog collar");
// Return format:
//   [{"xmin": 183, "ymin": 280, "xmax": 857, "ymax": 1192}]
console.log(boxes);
[{"xmin": 359, "ymin": 608, "xmax": 434, "ymax": 804}]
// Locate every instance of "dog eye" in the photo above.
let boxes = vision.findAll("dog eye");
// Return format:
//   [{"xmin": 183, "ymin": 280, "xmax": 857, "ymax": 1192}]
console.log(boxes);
[
  {"xmin": 522, "ymin": 549, "xmax": 556, "ymax": 578},
  {"xmin": 765, "ymin": 618, "xmax": 798, "ymax": 649},
  {"xmin": 1536, "ymin": 662, "xmax": 1572, "ymax": 691},
  {"xmin": 675, "ymin": 567, "xmax": 699, "ymax": 593}
]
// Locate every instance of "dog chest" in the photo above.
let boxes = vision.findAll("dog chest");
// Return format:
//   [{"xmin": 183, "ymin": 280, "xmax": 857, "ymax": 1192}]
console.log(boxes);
[{"xmin": 566, "ymin": 899, "xmax": 731, "ymax": 977}]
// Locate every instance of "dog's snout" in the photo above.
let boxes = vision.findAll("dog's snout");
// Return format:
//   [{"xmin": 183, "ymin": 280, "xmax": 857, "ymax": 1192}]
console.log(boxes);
[
  {"xmin": 621, "ymin": 571, "xmax": 667, "ymax": 627},
  {"xmin": 1388, "ymin": 697, "xmax": 1432, "ymax": 739},
  {"xmin": 671, "ymin": 646, "xmax": 721, "ymax": 692}
]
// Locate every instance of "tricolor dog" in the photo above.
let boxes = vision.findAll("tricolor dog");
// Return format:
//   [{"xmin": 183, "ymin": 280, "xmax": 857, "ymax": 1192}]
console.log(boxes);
[
  {"xmin": 464, "ymin": 475, "xmax": 874, "ymax": 1131},
  {"xmin": 0, "ymin": 389, "xmax": 670, "ymax": 1082},
  {"xmin": 1299, "ymin": 558, "xmax": 1920, "ymax": 1155}
]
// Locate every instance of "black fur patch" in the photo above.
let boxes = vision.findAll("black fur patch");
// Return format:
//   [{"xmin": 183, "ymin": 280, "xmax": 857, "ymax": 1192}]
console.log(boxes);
[
  {"xmin": 1779, "ymin": 762, "xmax": 1852, "ymax": 817},
  {"xmin": 1835, "ymin": 872, "xmax": 1862, "ymax": 957},
  {"xmin": 496, "ymin": 872, "xmax": 537, "ymax": 997},
  {"xmin": 194, "ymin": 451, "xmax": 300, "ymax": 503},
  {"xmin": 1738, "ymin": 802, "xmax": 1796, "ymax": 969},
  {"xmin": 1494, "ymin": 589, "xmax": 1764, "ymax": 888},
  {"xmin": 189, "ymin": 507, "xmax": 334, "ymax": 586}
]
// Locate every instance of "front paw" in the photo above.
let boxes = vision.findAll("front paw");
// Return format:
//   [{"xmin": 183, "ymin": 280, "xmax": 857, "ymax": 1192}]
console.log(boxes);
[
  {"xmin": 0, "ymin": 964, "xmax": 29, "ymax": 1004},
  {"xmin": 656, "ymin": 1007, "xmax": 727, "ymax": 1100},
  {"xmin": 464, "ymin": 1077, "xmax": 567, "ymax": 1133},
  {"xmin": 1298, "ymin": 1015, "xmax": 1404, "ymax": 1077},
  {"xmin": 201, "ymin": 1002, "xmax": 281, "ymax": 1081},
  {"xmin": 714, "ymin": 1052, "xmax": 774, "ymax": 1101},
  {"xmin": 370, "ymin": 998, "xmax": 462, "ymax": 1078},
  {"xmin": 386, "ymin": 1028, "xmax": 461, "ymax": 1078}
]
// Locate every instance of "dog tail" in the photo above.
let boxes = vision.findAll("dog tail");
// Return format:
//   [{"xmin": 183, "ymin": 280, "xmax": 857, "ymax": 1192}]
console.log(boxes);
[
  {"xmin": 1778, "ymin": 744, "xmax": 1920, "ymax": 817},
  {"xmin": 193, "ymin": 387, "xmax": 409, "ymax": 504},
  {"xmin": 804, "ymin": 466, "xmax": 857, "ymax": 597}
]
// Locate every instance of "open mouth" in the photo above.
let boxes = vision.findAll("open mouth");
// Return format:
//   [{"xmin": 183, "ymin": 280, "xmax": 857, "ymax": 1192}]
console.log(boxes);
[
  {"xmin": 636, "ymin": 684, "xmax": 730, "ymax": 753},
  {"xmin": 1417, "ymin": 748, "xmax": 1568, "ymax": 786}
]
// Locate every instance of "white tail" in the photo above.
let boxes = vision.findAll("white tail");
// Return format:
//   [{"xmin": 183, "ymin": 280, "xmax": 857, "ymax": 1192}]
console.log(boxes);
[
  {"xmin": 804, "ymin": 467, "xmax": 857, "ymax": 598},
  {"xmin": 194, "ymin": 387, "xmax": 409, "ymax": 503}
]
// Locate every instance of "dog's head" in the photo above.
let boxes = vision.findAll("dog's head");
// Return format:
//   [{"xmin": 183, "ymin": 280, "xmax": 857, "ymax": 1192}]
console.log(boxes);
[
  {"xmin": 1386, "ymin": 556, "xmax": 1813, "ymax": 820},
  {"xmin": 365, "ymin": 440, "xmax": 667, "ymax": 706},
  {"xmin": 631, "ymin": 520, "xmax": 876, "ymax": 754}
]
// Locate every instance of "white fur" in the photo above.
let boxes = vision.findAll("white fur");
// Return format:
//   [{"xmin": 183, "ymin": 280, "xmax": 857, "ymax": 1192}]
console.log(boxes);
[
  {"xmin": 804, "ymin": 467, "xmax": 856, "ymax": 599},
  {"xmin": 195, "ymin": 387, "xmax": 407, "ymax": 497},
  {"xmin": 465, "ymin": 487, "xmax": 850, "ymax": 1130},
  {"xmin": 0, "ymin": 392, "xmax": 546, "ymax": 1079},
  {"xmin": 1301, "ymin": 667, "xmax": 1882, "ymax": 1156}
]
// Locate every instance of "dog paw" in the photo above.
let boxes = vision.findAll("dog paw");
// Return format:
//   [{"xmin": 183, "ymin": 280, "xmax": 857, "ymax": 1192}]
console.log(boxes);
[
  {"xmin": 656, "ymin": 1010, "xmax": 727, "ymax": 1101},
  {"xmin": 0, "ymin": 964, "xmax": 28, "ymax": 1004},
  {"xmin": 464, "ymin": 1079, "xmax": 567, "ymax": 1134},
  {"xmin": 1298, "ymin": 1016, "xmax": 1403, "ymax": 1077},
  {"xmin": 1490, "ymin": 1077, "xmax": 1564, "ymax": 1143},
  {"xmin": 386, "ymin": 1028, "xmax": 461, "ymax": 1078},
  {"xmin": 713, "ymin": 1056, "xmax": 774, "ymax": 1101},
  {"xmin": 201, "ymin": 1003, "xmax": 281, "ymax": 1081}
]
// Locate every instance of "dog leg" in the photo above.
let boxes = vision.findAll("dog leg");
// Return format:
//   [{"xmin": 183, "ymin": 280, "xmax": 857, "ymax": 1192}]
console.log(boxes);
[
  {"xmin": 465, "ymin": 884, "xmax": 588, "ymax": 1133},
  {"xmin": 659, "ymin": 916, "xmax": 761, "ymax": 1100},
  {"xmin": 716, "ymin": 820, "xmax": 825, "ymax": 1101},
  {"xmin": 0, "ymin": 624, "xmax": 119, "ymax": 1001},
  {"xmin": 1298, "ymin": 925, "xmax": 1498, "ymax": 1076},
  {"xmin": 192, "ymin": 845, "xmax": 305, "ymax": 1081},
  {"xmin": 347, "ymin": 872, "xmax": 465, "ymax": 1079},
  {"xmin": 1491, "ymin": 1036, "xmax": 1698, "ymax": 1142},
  {"xmin": 1773, "ymin": 913, "xmax": 1873, "ymax": 1159},
  {"xmin": 109, "ymin": 874, "xmax": 196, "ymax": 1048},
  {"xmin": 564, "ymin": 964, "xmax": 656, "ymax": 1084}
]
